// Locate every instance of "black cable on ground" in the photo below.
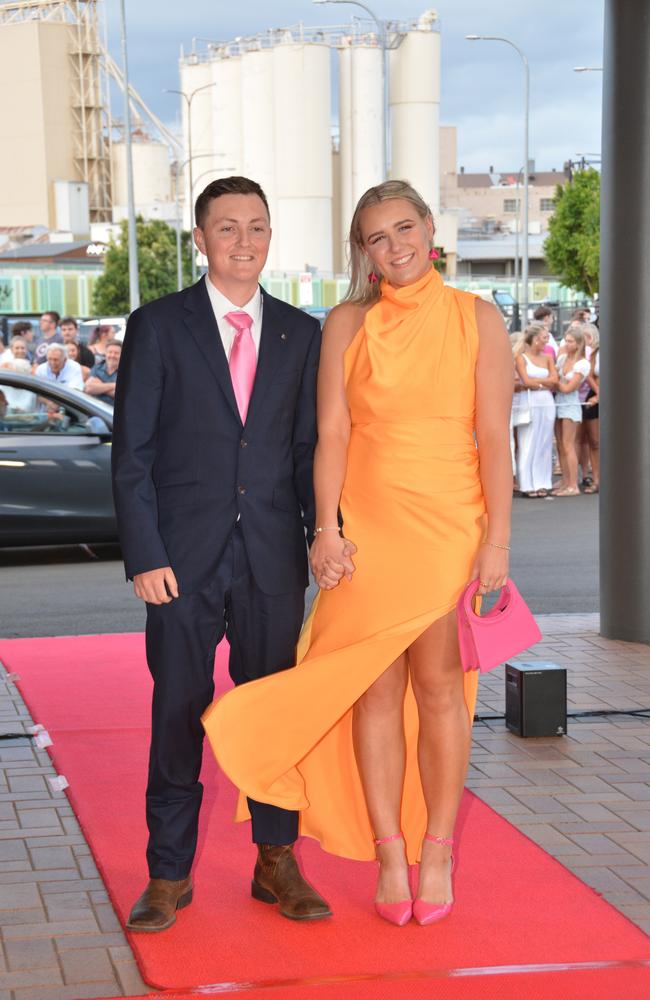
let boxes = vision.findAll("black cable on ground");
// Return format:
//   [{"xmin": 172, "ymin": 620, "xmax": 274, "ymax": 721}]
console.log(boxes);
[
  {"xmin": 0, "ymin": 732, "xmax": 34, "ymax": 741},
  {"xmin": 474, "ymin": 707, "xmax": 650, "ymax": 723}
]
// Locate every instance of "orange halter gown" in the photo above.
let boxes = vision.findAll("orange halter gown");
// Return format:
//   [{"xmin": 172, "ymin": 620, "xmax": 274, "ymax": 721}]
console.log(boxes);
[{"xmin": 202, "ymin": 267, "xmax": 486, "ymax": 864}]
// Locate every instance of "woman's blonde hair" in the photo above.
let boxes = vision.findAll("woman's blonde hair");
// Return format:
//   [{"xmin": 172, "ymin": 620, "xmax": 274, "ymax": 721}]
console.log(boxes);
[
  {"xmin": 523, "ymin": 321, "xmax": 547, "ymax": 348},
  {"xmin": 510, "ymin": 330, "xmax": 526, "ymax": 357},
  {"xmin": 343, "ymin": 180, "xmax": 435, "ymax": 305},
  {"xmin": 564, "ymin": 324, "xmax": 587, "ymax": 358},
  {"xmin": 580, "ymin": 322, "xmax": 599, "ymax": 349}
]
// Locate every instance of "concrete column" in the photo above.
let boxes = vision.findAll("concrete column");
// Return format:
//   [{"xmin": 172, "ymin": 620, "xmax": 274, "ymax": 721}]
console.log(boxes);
[{"xmin": 600, "ymin": 0, "xmax": 650, "ymax": 642}]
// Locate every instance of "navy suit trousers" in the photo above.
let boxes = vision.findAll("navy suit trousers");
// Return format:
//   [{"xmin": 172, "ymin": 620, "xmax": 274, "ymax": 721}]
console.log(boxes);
[{"xmin": 144, "ymin": 524, "xmax": 304, "ymax": 880}]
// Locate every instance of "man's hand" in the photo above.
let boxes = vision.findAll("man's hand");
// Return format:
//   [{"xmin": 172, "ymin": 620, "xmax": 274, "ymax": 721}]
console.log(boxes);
[
  {"xmin": 133, "ymin": 566, "xmax": 179, "ymax": 604},
  {"xmin": 310, "ymin": 535, "xmax": 357, "ymax": 590}
]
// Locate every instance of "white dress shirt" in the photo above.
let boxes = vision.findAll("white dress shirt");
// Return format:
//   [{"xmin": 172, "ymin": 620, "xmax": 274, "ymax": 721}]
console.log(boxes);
[{"xmin": 205, "ymin": 275, "xmax": 263, "ymax": 360}]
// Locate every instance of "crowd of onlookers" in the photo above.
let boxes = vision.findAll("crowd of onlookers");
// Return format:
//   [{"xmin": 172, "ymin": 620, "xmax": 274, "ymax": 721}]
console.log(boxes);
[
  {"xmin": 0, "ymin": 311, "xmax": 121, "ymax": 411},
  {"xmin": 0, "ymin": 305, "xmax": 599, "ymax": 498},
  {"xmin": 510, "ymin": 305, "xmax": 600, "ymax": 498}
]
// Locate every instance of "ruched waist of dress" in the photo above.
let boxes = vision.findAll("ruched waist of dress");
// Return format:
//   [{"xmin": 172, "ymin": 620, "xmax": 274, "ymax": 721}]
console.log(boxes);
[
  {"xmin": 349, "ymin": 418, "xmax": 477, "ymax": 457},
  {"xmin": 346, "ymin": 420, "xmax": 481, "ymax": 496}
]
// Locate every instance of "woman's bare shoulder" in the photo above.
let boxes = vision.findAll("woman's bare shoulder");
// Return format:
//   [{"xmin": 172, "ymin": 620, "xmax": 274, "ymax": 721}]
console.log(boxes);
[
  {"xmin": 474, "ymin": 297, "xmax": 504, "ymax": 330},
  {"xmin": 323, "ymin": 300, "xmax": 373, "ymax": 350}
]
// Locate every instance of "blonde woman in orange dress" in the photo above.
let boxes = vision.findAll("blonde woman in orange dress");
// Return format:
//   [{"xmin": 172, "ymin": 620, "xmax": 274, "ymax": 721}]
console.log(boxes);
[{"xmin": 203, "ymin": 181, "xmax": 513, "ymax": 926}]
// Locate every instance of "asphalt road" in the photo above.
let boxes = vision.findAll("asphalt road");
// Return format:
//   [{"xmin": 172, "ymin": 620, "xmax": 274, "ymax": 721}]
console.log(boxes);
[{"xmin": 0, "ymin": 494, "xmax": 598, "ymax": 639}]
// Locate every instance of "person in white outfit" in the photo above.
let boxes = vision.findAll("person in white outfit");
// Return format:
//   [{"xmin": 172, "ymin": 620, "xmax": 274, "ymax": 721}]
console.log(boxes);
[
  {"xmin": 513, "ymin": 323, "xmax": 558, "ymax": 497},
  {"xmin": 553, "ymin": 327, "xmax": 591, "ymax": 497},
  {"xmin": 0, "ymin": 336, "xmax": 35, "ymax": 412}
]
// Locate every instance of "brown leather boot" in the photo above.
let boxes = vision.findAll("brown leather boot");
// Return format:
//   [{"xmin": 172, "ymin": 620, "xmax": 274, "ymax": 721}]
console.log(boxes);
[
  {"xmin": 252, "ymin": 844, "xmax": 332, "ymax": 921},
  {"xmin": 126, "ymin": 877, "xmax": 193, "ymax": 932}
]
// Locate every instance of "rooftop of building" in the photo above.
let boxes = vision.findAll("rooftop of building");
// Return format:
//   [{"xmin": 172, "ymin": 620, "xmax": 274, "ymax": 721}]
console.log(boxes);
[
  {"xmin": 457, "ymin": 232, "xmax": 547, "ymax": 260},
  {"xmin": 456, "ymin": 169, "xmax": 569, "ymax": 188},
  {"xmin": 0, "ymin": 241, "xmax": 107, "ymax": 264}
]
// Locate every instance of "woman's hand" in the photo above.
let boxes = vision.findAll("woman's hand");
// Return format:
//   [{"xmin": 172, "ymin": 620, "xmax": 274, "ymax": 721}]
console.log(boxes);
[
  {"xmin": 469, "ymin": 543, "xmax": 509, "ymax": 596},
  {"xmin": 310, "ymin": 533, "xmax": 357, "ymax": 590}
]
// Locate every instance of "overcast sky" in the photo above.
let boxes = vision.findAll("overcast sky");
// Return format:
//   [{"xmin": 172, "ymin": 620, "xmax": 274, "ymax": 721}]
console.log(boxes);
[{"xmin": 104, "ymin": 0, "xmax": 604, "ymax": 173}]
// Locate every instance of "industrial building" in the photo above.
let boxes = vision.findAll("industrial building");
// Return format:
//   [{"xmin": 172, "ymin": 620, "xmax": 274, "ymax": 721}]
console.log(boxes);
[
  {"xmin": 178, "ymin": 11, "xmax": 457, "ymax": 275},
  {"xmin": 0, "ymin": 3, "xmax": 459, "ymax": 284},
  {"xmin": 0, "ymin": 3, "xmax": 456, "ymax": 279},
  {"xmin": 0, "ymin": 0, "xmax": 178, "ymax": 243},
  {"xmin": 0, "ymin": 0, "xmax": 112, "ymax": 231},
  {"xmin": 0, "ymin": 2, "xmax": 571, "ymax": 313}
]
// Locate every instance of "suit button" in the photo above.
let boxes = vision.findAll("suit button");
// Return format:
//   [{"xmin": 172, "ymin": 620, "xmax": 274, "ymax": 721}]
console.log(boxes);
[
  {"xmin": 240, "ymin": 439, "xmax": 248, "ymax": 448},
  {"xmin": 238, "ymin": 486, "xmax": 247, "ymax": 495}
]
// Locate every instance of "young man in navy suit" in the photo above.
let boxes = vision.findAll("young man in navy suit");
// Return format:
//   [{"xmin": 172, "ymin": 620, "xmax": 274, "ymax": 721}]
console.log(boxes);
[{"xmin": 112, "ymin": 176, "xmax": 331, "ymax": 930}]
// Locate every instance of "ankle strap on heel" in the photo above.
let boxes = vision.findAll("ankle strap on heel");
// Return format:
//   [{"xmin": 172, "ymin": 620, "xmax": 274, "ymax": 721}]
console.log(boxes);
[
  {"xmin": 374, "ymin": 832, "xmax": 404, "ymax": 846},
  {"xmin": 424, "ymin": 834, "xmax": 454, "ymax": 846}
]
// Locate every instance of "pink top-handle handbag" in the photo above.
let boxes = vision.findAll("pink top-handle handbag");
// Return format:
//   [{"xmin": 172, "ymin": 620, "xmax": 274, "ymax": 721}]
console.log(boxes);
[{"xmin": 457, "ymin": 578, "xmax": 541, "ymax": 673}]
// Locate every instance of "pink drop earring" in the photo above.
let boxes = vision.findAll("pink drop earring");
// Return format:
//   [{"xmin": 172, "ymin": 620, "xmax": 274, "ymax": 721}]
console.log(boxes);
[
  {"xmin": 429, "ymin": 248, "xmax": 440, "ymax": 260},
  {"xmin": 368, "ymin": 271, "xmax": 379, "ymax": 284}
]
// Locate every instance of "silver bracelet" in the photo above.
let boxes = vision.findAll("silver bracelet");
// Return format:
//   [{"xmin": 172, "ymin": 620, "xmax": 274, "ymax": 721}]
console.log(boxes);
[{"xmin": 313, "ymin": 526, "xmax": 341, "ymax": 537}]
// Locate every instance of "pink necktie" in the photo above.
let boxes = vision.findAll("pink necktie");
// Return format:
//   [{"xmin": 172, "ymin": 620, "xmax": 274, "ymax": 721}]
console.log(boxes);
[{"xmin": 225, "ymin": 310, "xmax": 257, "ymax": 423}]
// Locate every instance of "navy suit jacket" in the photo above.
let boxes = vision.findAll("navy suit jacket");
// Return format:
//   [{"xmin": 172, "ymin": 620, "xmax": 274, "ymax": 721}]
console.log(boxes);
[{"xmin": 111, "ymin": 277, "xmax": 321, "ymax": 595}]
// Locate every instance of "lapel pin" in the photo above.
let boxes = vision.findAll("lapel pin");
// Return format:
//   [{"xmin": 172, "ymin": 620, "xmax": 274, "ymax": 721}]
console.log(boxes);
[{"xmin": 280, "ymin": 332, "xmax": 287, "ymax": 341}]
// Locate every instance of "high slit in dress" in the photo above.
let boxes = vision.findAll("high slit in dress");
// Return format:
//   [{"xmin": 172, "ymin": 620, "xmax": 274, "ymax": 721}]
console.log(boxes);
[{"xmin": 202, "ymin": 267, "xmax": 486, "ymax": 864}]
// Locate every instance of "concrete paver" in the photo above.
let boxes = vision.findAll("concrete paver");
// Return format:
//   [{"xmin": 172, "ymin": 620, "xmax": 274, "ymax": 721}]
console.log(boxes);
[{"xmin": 1, "ymin": 611, "xmax": 649, "ymax": 997}]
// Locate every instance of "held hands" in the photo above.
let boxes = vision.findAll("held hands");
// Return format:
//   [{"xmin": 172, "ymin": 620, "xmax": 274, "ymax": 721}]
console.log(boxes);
[
  {"xmin": 310, "ymin": 533, "xmax": 357, "ymax": 590},
  {"xmin": 133, "ymin": 566, "xmax": 179, "ymax": 605},
  {"xmin": 469, "ymin": 543, "xmax": 509, "ymax": 596}
]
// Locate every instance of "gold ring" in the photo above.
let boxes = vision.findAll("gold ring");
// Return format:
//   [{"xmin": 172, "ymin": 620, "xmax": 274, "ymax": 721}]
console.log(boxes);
[{"xmin": 480, "ymin": 581, "xmax": 489, "ymax": 588}]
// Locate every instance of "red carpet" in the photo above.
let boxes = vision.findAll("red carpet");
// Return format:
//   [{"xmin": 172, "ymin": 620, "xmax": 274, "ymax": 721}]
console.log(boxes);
[{"xmin": 2, "ymin": 633, "xmax": 650, "ymax": 999}]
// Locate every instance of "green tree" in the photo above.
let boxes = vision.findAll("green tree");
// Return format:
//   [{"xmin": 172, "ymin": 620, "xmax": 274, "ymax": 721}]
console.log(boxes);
[
  {"xmin": 92, "ymin": 217, "xmax": 193, "ymax": 315},
  {"xmin": 543, "ymin": 167, "xmax": 600, "ymax": 296}
]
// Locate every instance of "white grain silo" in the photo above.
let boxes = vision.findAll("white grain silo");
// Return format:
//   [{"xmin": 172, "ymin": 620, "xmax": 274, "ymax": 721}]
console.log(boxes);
[
  {"xmin": 272, "ymin": 40, "xmax": 333, "ymax": 273},
  {"xmin": 179, "ymin": 57, "xmax": 216, "ymax": 226},
  {"xmin": 211, "ymin": 53, "xmax": 243, "ymax": 182},
  {"xmin": 241, "ymin": 47, "xmax": 278, "ymax": 269},
  {"xmin": 111, "ymin": 139, "xmax": 171, "ymax": 212},
  {"xmin": 338, "ymin": 37, "xmax": 383, "ymax": 256},
  {"xmin": 350, "ymin": 42, "xmax": 384, "ymax": 203},
  {"xmin": 389, "ymin": 10, "xmax": 440, "ymax": 214}
]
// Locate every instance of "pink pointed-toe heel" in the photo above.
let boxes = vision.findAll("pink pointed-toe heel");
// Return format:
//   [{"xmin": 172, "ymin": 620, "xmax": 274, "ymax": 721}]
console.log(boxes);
[
  {"xmin": 413, "ymin": 834, "xmax": 455, "ymax": 926},
  {"xmin": 373, "ymin": 833, "xmax": 412, "ymax": 926}
]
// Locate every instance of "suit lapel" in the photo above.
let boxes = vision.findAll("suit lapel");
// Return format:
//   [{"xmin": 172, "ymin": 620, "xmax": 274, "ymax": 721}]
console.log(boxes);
[
  {"xmin": 183, "ymin": 278, "xmax": 240, "ymax": 423},
  {"xmin": 244, "ymin": 289, "xmax": 289, "ymax": 429}
]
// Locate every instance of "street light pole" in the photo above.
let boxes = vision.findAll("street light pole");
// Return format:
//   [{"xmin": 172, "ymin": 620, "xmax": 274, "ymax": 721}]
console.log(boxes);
[
  {"xmin": 165, "ymin": 82, "xmax": 217, "ymax": 282},
  {"xmin": 171, "ymin": 153, "xmax": 227, "ymax": 291},
  {"xmin": 313, "ymin": 0, "xmax": 389, "ymax": 179},
  {"xmin": 514, "ymin": 166, "xmax": 523, "ymax": 311},
  {"xmin": 118, "ymin": 0, "xmax": 139, "ymax": 311},
  {"xmin": 467, "ymin": 35, "xmax": 530, "ymax": 324},
  {"xmin": 174, "ymin": 160, "xmax": 183, "ymax": 292}
]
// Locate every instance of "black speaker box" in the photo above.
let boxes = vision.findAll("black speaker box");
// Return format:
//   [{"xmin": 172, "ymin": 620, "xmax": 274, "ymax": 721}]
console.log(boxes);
[{"xmin": 505, "ymin": 661, "xmax": 567, "ymax": 738}]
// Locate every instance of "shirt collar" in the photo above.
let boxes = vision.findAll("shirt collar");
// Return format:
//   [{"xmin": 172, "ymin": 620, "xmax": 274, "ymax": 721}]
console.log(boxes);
[
  {"xmin": 48, "ymin": 360, "xmax": 69, "ymax": 377},
  {"xmin": 205, "ymin": 275, "xmax": 262, "ymax": 328}
]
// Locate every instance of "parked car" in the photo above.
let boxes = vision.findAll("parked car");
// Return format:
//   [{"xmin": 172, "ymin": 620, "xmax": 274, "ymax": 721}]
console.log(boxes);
[{"xmin": 0, "ymin": 372, "xmax": 116, "ymax": 546}]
